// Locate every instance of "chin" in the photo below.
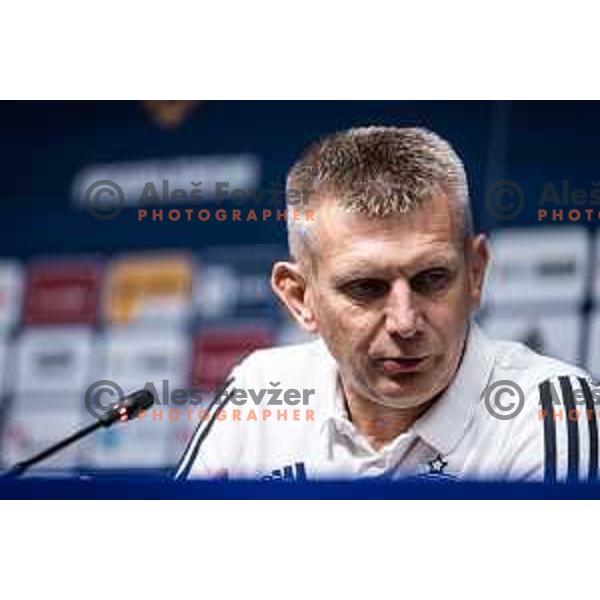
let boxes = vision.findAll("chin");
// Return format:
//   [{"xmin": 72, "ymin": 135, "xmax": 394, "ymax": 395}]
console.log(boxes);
[
  {"xmin": 374, "ymin": 390, "xmax": 432, "ymax": 410},
  {"xmin": 371, "ymin": 374, "xmax": 443, "ymax": 409}
]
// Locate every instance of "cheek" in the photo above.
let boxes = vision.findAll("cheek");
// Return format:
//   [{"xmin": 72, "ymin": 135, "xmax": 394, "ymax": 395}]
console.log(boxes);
[
  {"xmin": 315, "ymin": 297, "xmax": 376, "ymax": 352},
  {"xmin": 340, "ymin": 313, "xmax": 376, "ymax": 351},
  {"xmin": 424, "ymin": 294, "xmax": 470, "ymax": 347},
  {"xmin": 426, "ymin": 303, "xmax": 470, "ymax": 371},
  {"xmin": 440, "ymin": 277, "xmax": 473, "ymax": 320}
]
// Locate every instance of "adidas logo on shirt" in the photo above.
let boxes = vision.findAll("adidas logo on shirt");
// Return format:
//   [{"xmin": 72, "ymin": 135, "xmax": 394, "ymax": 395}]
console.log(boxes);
[{"xmin": 260, "ymin": 462, "xmax": 307, "ymax": 482}]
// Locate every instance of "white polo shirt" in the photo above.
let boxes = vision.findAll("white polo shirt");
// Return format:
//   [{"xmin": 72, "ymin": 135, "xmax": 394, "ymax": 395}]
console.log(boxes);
[{"xmin": 177, "ymin": 323, "xmax": 599, "ymax": 483}]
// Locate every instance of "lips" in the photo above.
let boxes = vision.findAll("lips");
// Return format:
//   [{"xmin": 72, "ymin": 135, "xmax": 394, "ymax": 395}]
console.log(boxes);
[{"xmin": 375, "ymin": 356, "xmax": 428, "ymax": 374}]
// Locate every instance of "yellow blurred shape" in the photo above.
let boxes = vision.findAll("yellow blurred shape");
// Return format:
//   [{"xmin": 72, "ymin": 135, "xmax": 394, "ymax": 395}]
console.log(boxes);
[{"xmin": 105, "ymin": 255, "xmax": 193, "ymax": 325}]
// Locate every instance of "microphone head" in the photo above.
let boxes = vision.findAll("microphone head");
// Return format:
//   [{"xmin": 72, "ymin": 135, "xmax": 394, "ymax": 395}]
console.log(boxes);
[
  {"xmin": 99, "ymin": 388, "xmax": 156, "ymax": 427},
  {"xmin": 127, "ymin": 389, "xmax": 155, "ymax": 413}
]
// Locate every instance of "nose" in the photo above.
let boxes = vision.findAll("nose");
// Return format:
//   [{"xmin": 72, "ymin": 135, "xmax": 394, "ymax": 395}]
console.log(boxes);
[{"xmin": 384, "ymin": 280, "xmax": 421, "ymax": 339}]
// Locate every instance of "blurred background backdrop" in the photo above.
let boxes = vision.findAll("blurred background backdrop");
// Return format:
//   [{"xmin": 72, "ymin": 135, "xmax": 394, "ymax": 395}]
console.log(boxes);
[{"xmin": 0, "ymin": 100, "xmax": 598, "ymax": 475}]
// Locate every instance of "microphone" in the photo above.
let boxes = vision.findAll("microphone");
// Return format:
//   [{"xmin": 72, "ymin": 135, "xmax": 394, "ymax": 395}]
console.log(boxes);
[
  {"xmin": 97, "ymin": 389, "xmax": 155, "ymax": 426},
  {"xmin": 2, "ymin": 388, "xmax": 155, "ymax": 478}
]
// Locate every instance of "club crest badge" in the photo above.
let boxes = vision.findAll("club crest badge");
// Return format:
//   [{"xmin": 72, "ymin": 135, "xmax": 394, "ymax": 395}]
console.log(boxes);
[{"xmin": 414, "ymin": 454, "xmax": 459, "ymax": 482}]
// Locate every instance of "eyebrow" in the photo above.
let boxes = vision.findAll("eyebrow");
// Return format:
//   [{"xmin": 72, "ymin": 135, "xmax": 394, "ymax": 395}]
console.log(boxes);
[{"xmin": 331, "ymin": 251, "xmax": 459, "ymax": 282}]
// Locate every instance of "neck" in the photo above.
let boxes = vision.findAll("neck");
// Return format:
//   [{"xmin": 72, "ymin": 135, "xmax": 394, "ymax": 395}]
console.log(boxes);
[{"xmin": 342, "ymin": 383, "xmax": 436, "ymax": 451}]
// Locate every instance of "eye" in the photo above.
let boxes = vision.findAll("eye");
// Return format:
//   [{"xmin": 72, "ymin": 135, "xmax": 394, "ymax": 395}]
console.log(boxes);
[
  {"xmin": 340, "ymin": 279, "xmax": 389, "ymax": 302},
  {"xmin": 411, "ymin": 268, "xmax": 452, "ymax": 295}
]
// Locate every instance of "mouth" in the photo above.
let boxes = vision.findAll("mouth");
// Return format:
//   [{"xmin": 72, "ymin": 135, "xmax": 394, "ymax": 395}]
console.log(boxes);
[{"xmin": 374, "ymin": 356, "xmax": 429, "ymax": 375}]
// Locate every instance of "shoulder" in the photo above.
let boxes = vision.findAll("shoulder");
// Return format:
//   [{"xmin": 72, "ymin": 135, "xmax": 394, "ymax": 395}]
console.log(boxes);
[
  {"xmin": 483, "ymin": 332, "xmax": 598, "ymax": 483},
  {"xmin": 490, "ymin": 334, "xmax": 589, "ymax": 384},
  {"xmin": 181, "ymin": 339, "xmax": 335, "ymax": 479}
]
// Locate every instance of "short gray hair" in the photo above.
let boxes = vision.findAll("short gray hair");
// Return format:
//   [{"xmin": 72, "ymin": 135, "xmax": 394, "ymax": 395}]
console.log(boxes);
[{"xmin": 285, "ymin": 126, "xmax": 472, "ymax": 261}]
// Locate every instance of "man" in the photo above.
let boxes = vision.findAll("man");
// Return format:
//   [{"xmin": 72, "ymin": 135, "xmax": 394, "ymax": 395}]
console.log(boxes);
[{"xmin": 177, "ymin": 126, "xmax": 598, "ymax": 483}]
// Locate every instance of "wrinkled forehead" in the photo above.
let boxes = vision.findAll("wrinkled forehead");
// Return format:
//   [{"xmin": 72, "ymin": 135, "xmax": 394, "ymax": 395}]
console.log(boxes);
[{"xmin": 309, "ymin": 195, "xmax": 465, "ymax": 273}]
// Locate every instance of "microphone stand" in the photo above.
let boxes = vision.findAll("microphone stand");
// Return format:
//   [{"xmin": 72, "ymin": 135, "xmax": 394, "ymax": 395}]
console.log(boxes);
[
  {"xmin": 2, "ymin": 389, "xmax": 154, "ymax": 479},
  {"xmin": 3, "ymin": 420, "xmax": 105, "ymax": 478}
]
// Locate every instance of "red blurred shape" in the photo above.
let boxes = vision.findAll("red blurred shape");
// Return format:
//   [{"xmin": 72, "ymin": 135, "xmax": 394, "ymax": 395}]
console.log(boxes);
[
  {"xmin": 24, "ymin": 260, "xmax": 102, "ymax": 325},
  {"xmin": 192, "ymin": 325, "xmax": 274, "ymax": 391}
]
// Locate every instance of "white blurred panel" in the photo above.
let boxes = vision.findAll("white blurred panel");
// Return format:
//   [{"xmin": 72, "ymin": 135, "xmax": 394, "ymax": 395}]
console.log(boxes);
[
  {"xmin": 0, "ymin": 338, "xmax": 10, "ymax": 397},
  {"xmin": 484, "ymin": 227, "xmax": 589, "ymax": 308},
  {"xmin": 0, "ymin": 261, "xmax": 23, "ymax": 333},
  {"xmin": 2, "ymin": 394, "xmax": 86, "ymax": 470},
  {"xmin": 196, "ymin": 264, "xmax": 238, "ymax": 319},
  {"xmin": 195, "ymin": 245, "xmax": 283, "ymax": 321},
  {"xmin": 95, "ymin": 329, "xmax": 190, "ymax": 403},
  {"xmin": 86, "ymin": 416, "xmax": 173, "ymax": 468},
  {"xmin": 168, "ymin": 391, "xmax": 213, "ymax": 465},
  {"xmin": 483, "ymin": 312, "xmax": 582, "ymax": 365},
  {"xmin": 591, "ymin": 232, "xmax": 600, "ymax": 303},
  {"xmin": 585, "ymin": 310, "xmax": 600, "ymax": 377},
  {"xmin": 13, "ymin": 327, "xmax": 94, "ymax": 394}
]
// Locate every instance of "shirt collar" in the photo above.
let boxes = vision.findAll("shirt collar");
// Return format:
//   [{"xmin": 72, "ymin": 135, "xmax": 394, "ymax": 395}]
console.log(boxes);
[
  {"xmin": 412, "ymin": 321, "xmax": 496, "ymax": 455},
  {"xmin": 318, "ymin": 321, "xmax": 497, "ymax": 457}
]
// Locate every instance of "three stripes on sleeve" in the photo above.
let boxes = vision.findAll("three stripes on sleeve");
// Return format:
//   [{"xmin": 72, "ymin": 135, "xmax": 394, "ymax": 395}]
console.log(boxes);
[{"xmin": 539, "ymin": 376, "xmax": 599, "ymax": 483}]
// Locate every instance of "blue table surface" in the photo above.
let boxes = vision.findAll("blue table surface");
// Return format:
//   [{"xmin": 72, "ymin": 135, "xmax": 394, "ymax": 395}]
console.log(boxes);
[{"xmin": 2, "ymin": 476, "xmax": 600, "ymax": 499}]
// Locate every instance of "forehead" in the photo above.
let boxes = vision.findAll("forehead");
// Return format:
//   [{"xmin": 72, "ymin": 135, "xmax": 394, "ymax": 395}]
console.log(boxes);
[{"xmin": 311, "ymin": 194, "xmax": 463, "ymax": 275}]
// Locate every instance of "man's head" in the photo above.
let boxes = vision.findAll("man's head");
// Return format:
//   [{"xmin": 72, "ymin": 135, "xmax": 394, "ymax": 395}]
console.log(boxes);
[{"xmin": 272, "ymin": 126, "xmax": 489, "ymax": 411}]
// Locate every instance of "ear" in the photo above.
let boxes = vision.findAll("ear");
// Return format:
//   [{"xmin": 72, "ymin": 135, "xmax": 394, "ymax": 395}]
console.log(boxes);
[
  {"xmin": 271, "ymin": 261, "xmax": 318, "ymax": 333},
  {"xmin": 467, "ymin": 233, "xmax": 490, "ymax": 310}
]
